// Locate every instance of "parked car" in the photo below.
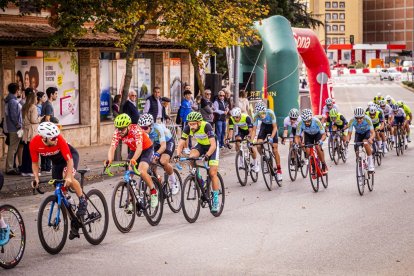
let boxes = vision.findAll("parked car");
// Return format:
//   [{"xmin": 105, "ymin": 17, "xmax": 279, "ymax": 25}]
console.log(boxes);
[{"xmin": 379, "ymin": 68, "xmax": 402, "ymax": 81}]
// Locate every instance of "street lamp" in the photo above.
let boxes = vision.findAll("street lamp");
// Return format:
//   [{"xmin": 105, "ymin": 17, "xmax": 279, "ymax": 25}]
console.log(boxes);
[{"xmin": 387, "ymin": 23, "xmax": 392, "ymax": 67}]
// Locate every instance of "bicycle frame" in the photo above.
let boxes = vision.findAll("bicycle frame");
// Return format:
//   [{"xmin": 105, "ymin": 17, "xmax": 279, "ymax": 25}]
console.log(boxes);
[
  {"xmin": 305, "ymin": 144, "xmax": 323, "ymax": 177},
  {"xmin": 48, "ymin": 181, "xmax": 70, "ymax": 228},
  {"xmin": 179, "ymin": 157, "xmax": 211, "ymax": 203}
]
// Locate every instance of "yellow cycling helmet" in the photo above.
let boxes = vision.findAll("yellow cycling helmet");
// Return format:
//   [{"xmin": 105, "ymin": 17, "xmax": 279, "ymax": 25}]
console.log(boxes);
[{"xmin": 114, "ymin": 114, "xmax": 132, "ymax": 128}]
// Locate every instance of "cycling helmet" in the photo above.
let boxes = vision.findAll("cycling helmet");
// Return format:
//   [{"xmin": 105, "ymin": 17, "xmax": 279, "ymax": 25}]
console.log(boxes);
[
  {"xmin": 230, "ymin": 107, "xmax": 242, "ymax": 117},
  {"xmin": 301, "ymin": 109, "xmax": 313, "ymax": 121},
  {"xmin": 329, "ymin": 108, "xmax": 339, "ymax": 118},
  {"xmin": 325, "ymin": 98, "xmax": 333, "ymax": 105},
  {"xmin": 138, "ymin": 113, "xmax": 154, "ymax": 127},
  {"xmin": 114, "ymin": 114, "xmax": 132, "ymax": 128},
  {"xmin": 385, "ymin": 95, "xmax": 392, "ymax": 101},
  {"xmin": 254, "ymin": 102, "xmax": 266, "ymax": 113},
  {"xmin": 379, "ymin": 100, "xmax": 386, "ymax": 107},
  {"xmin": 289, "ymin": 108, "xmax": 300, "ymax": 119},
  {"xmin": 354, "ymin": 107, "xmax": 365, "ymax": 118},
  {"xmin": 376, "ymin": 92, "xmax": 382, "ymax": 97},
  {"xmin": 38, "ymin": 122, "xmax": 60, "ymax": 138},
  {"xmin": 397, "ymin": 100, "xmax": 404, "ymax": 107},
  {"xmin": 186, "ymin": 111, "xmax": 203, "ymax": 122},
  {"xmin": 368, "ymin": 106, "xmax": 377, "ymax": 114},
  {"xmin": 392, "ymin": 104, "xmax": 400, "ymax": 111},
  {"xmin": 367, "ymin": 101, "xmax": 374, "ymax": 107}
]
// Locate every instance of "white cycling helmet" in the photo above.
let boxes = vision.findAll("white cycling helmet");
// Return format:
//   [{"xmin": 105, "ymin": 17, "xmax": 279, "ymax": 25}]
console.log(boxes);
[
  {"xmin": 254, "ymin": 102, "xmax": 266, "ymax": 113},
  {"xmin": 377, "ymin": 92, "xmax": 382, "ymax": 97},
  {"xmin": 385, "ymin": 95, "xmax": 392, "ymax": 101},
  {"xmin": 379, "ymin": 100, "xmax": 386, "ymax": 107},
  {"xmin": 231, "ymin": 107, "xmax": 242, "ymax": 117},
  {"xmin": 38, "ymin": 122, "xmax": 60, "ymax": 138},
  {"xmin": 354, "ymin": 107, "xmax": 365, "ymax": 118},
  {"xmin": 367, "ymin": 101, "xmax": 374, "ymax": 107},
  {"xmin": 138, "ymin": 113, "xmax": 154, "ymax": 127},
  {"xmin": 301, "ymin": 109, "xmax": 313, "ymax": 121},
  {"xmin": 368, "ymin": 106, "xmax": 377, "ymax": 114},
  {"xmin": 289, "ymin": 108, "xmax": 300, "ymax": 119},
  {"xmin": 325, "ymin": 98, "xmax": 333, "ymax": 105}
]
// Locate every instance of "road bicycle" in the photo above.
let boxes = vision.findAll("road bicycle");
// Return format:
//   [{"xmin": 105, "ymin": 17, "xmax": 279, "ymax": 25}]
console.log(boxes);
[
  {"xmin": 352, "ymin": 142, "xmax": 374, "ymax": 196},
  {"xmin": 395, "ymin": 123, "xmax": 406, "ymax": 156},
  {"xmin": 372, "ymin": 134, "xmax": 382, "ymax": 166},
  {"xmin": 252, "ymin": 135, "xmax": 282, "ymax": 191},
  {"xmin": 330, "ymin": 130, "xmax": 348, "ymax": 165},
  {"xmin": 37, "ymin": 176, "xmax": 109, "ymax": 254},
  {"xmin": 384, "ymin": 121, "xmax": 393, "ymax": 151},
  {"xmin": 177, "ymin": 157, "xmax": 225, "ymax": 223},
  {"xmin": 106, "ymin": 162, "xmax": 164, "ymax": 233},
  {"xmin": 282, "ymin": 137, "xmax": 308, "ymax": 181},
  {"xmin": 0, "ymin": 205, "xmax": 25, "ymax": 269},
  {"xmin": 303, "ymin": 143, "xmax": 328, "ymax": 193},
  {"xmin": 227, "ymin": 139, "xmax": 258, "ymax": 186},
  {"xmin": 149, "ymin": 162, "xmax": 183, "ymax": 213}
]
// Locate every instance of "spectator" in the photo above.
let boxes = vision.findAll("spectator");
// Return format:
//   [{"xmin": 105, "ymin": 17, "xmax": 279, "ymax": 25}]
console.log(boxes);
[
  {"xmin": 179, "ymin": 89, "xmax": 194, "ymax": 154},
  {"xmin": 4, "ymin": 83, "xmax": 22, "ymax": 175},
  {"xmin": 238, "ymin": 90, "xmax": 251, "ymax": 117},
  {"xmin": 121, "ymin": 90, "xmax": 140, "ymax": 124},
  {"xmin": 20, "ymin": 91, "xmax": 43, "ymax": 176},
  {"xmin": 112, "ymin": 94, "xmax": 121, "ymax": 117},
  {"xmin": 36, "ymin": 91, "xmax": 47, "ymax": 117},
  {"xmin": 17, "ymin": 88, "xmax": 34, "ymax": 170},
  {"xmin": 42, "ymin": 87, "xmax": 59, "ymax": 123},
  {"xmin": 161, "ymin": 97, "xmax": 171, "ymax": 123},
  {"xmin": 143, "ymin": 87, "xmax": 164, "ymax": 123},
  {"xmin": 199, "ymin": 89, "xmax": 214, "ymax": 124},
  {"xmin": 213, "ymin": 90, "xmax": 229, "ymax": 149},
  {"xmin": 224, "ymin": 89, "xmax": 233, "ymax": 112}
]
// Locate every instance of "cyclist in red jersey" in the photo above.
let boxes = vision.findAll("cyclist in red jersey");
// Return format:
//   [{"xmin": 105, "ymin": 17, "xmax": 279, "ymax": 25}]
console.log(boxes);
[
  {"xmin": 106, "ymin": 114, "xmax": 158, "ymax": 207},
  {"xmin": 30, "ymin": 122, "xmax": 87, "ymax": 218}
]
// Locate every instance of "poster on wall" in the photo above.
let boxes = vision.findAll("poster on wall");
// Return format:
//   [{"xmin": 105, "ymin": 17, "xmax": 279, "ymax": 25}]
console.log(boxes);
[
  {"xmin": 15, "ymin": 56, "xmax": 44, "ymax": 94},
  {"xmin": 170, "ymin": 58, "xmax": 182, "ymax": 113},
  {"xmin": 43, "ymin": 51, "xmax": 80, "ymax": 125},
  {"xmin": 137, "ymin": 58, "xmax": 151, "ymax": 99},
  {"xmin": 100, "ymin": 60, "xmax": 111, "ymax": 116}
]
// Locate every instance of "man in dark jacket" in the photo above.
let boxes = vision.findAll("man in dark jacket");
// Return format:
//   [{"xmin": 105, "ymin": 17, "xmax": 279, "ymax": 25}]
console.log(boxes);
[
  {"xmin": 121, "ymin": 90, "xmax": 140, "ymax": 124},
  {"xmin": 200, "ymin": 89, "xmax": 214, "ymax": 124},
  {"xmin": 4, "ymin": 83, "xmax": 22, "ymax": 175},
  {"xmin": 143, "ymin": 87, "xmax": 164, "ymax": 123}
]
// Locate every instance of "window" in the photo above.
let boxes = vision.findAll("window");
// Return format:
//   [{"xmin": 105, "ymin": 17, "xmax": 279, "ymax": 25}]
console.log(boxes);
[
  {"xmin": 332, "ymin": 38, "xmax": 338, "ymax": 44},
  {"xmin": 339, "ymin": 38, "xmax": 345, "ymax": 44},
  {"xmin": 332, "ymin": 2, "xmax": 338, "ymax": 8},
  {"xmin": 339, "ymin": 25, "xmax": 345, "ymax": 32},
  {"xmin": 326, "ymin": 25, "xmax": 331, "ymax": 32},
  {"xmin": 325, "ymin": 13, "xmax": 331, "ymax": 20},
  {"xmin": 327, "ymin": 38, "xmax": 332, "ymax": 45},
  {"xmin": 332, "ymin": 25, "xmax": 338, "ymax": 31},
  {"xmin": 339, "ymin": 13, "xmax": 345, "ymax": 20},
  {"xmin": 332, "ymin": 13, "xmax": 338, "ymax": 20},
  {"xmin": 339, "ymin": 2, "xmax": 345, "ymax": 8},
  {"xmin": 325, "ymin": 1, "xmax": 331, "ymax": 8}
]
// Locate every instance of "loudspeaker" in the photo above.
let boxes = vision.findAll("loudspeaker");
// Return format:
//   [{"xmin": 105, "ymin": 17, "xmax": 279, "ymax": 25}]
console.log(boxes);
[
  {"xmin": 205, "ymin": 73, "xmax": 222, "ymax": 98},
  {"xmin": 242, "ymin": 72, "xmax": 256, "ymax": 92}
]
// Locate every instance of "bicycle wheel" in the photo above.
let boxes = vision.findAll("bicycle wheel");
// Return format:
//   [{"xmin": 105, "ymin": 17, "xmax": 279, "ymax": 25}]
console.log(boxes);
[
  {"xmin": 247, "ymin": 151, "xmax": 258, "ymax": 183},
  {"xmin": 396, "ymin": 131, "xmax": 401, "ymax": 156},
  {"xmin": 299, "ymin": 149, "xmax": 308, "ymax": 178},
  {"xmin": 332, "ymin": 138, "xmax": 340, "ymax": 165},
  {"xmin": 328, "ymin": 136, "xmax": 334, "ymax": 161},
  {"xmin": 367, "ymin": 172, "xmax": 374, "ymax": 192},
  {"xmin": 356, "ymin": 158, "xmax": 365, "ymax": 196},
  {"xmin": 235, "ymin": 150, "xmax": 248, "ymax": 186},
  {"xmin": 309, "ymin": 157, "xmax": 319, "ymax": 192},
  {"xmin": 143, "ymin": 176, "xmax": 164, "ymax": 226},
  {"xmin": 261, "ymin": 154, "xmax": 273, "ymax": 191},
  {"xmin": 37, "ymin": 195, "xmax": 68, "ymax": 255},
  {"xmin": 207, "ymin": 172, "xmax": 225, "ymax": 217},
  {"xmin": 341, "ymin": 143, "xmax": 347, "ymax": 163},
  {"xmin": 0, "ymin": 205, "xmax": 25, "ymax": 269},
  {"xmin": 181, "ymin": 175, "xmax": 201, "ymax": 223},
  {"xmin": 111, "ymin": 181, "xmax": 136, "ymax": 233},
  {"xmin": 376, "ymin": 151, "xmax": 382, "ymax": 166},
  {"xmin": 320, "ymin": 161, "xmax": 328, "ymax": 189},
  {"xmin": 288, "ymin": 147, "xmax": 298, "ymax": 182},
  {"xmin": 82, "ymin": 189, "xmax": 109, "ymax": 245},
  {"xmin": 166, "ymin": 169, "xmax": 183, "ymax": 213}
]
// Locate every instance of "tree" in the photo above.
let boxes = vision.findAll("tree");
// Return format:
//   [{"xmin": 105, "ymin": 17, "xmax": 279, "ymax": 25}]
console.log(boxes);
[{"xmin": 160, "ymin": 0, "xmax": 268, "ymax": 94}]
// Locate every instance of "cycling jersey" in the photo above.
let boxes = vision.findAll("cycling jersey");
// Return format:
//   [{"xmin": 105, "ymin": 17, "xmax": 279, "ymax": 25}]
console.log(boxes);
[
  {"xmin": 181, "ymin": 121, "xmax": 215, "ymax": 146},
  {"xmin": 322, "ymin": 104, "xmax": 339, "ymax": 117},
  {"xmin": 30, "ymin": 134, "xmax": 73, "ymax": 164},
  {"xmin": 296, "ymin": 118, "xmax": 325, "ymax": 136},
  {"xmin": 393, "ymin": 108, "xmax": 406, "ymax": 118},
  {"xmin": 111, "ymin": 124, "xmax": 152, "ymax": 151},
  {"xmin": 348, "ymin": 115, "xmax": 374, "ymax": 134},
  {"xmin": 229, "ymin": 114, "xmax": 253, "ymax": 131},
  {"xmin": 253, "ymin": 109, "xmax": 277, "ymax": 126},
  {"xmin": 386, "ymin": 98, "xmax": 397, "ymax": 105},
  {"xmin": 148, "ymin": 123, "xmax": 172, "ymax": 145},
  {"xmin": 401, "ymin": 104, "xmax": 412, "ymax": 117},
  {"xmin": 365, "ymin": 111, "xmax": 383, "ymax": 125},
  {"xmin": 373, "ymin": 96, "xmax": 384, "ymax": 104},
  {"xmin": 381, "ymin": 104, "xmax": 393, "ymax": 117},
  {"xmin": 327, "ymin": 114, "xmax": 347, "ymax": 127},
  {"xmin": 283, "ymin": 116, "xmax": 301, "ymax": 129}
]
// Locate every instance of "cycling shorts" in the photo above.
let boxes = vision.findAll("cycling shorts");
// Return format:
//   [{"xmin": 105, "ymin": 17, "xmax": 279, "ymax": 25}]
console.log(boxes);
[
  {"xmin": 52, "ymin": 144, "xmax": 79, "ymax": 180},
  {"xmin": 127, "ymin": 146, "xmax": 154, "ymax": 165},
  {"xmin": 235, "ymin": 128, "xmax": 249, "ymax": 140},
  {"xmin": 304, "ymin": 132, "xmax": 322, "ymax": 146},
  {"xmin": 154, "ymin": 138, "xmax": 175, "ymax": 158},
  {"xmin": 193, "ymin": 143, "xmax": 219, "ymax": 166},
  {"xmin": 257, "ymin": 123, "xmax": 278, "ymax": 143}
]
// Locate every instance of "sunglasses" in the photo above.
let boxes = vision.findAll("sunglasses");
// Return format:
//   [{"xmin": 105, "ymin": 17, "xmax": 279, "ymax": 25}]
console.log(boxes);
[
  {"xmin": 140, "ymin": 126, "xmax": 150, "ymax": 130},
  {"xmin": 43, "ymin": 136, "xmax": 58, "ymax": 143},
  {"xmin": 234, "ymin": 116, "xmax": 241, "ymax": 119},
  {"xmin": 130, "ymin": 95, "xmax": 137, "ymax": 97},
  {"xmin": 356, "ymin": 117, "xmax": 364, "ymax": 120},
  {"xmin": 290, "ymin": 118, "xmax": 297, "ymax": 121},
  {"xmin": 117, "ymin": 127, "xmax": 127, "ymax": 132},
  {"xmin": 219, "ymin": 95, "xmax": 225, "ymax": 97}
]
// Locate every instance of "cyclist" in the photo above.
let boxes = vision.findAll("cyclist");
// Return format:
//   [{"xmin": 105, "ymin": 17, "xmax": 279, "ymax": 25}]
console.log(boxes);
[
  {"xmin": 295, "ymin": 109, "xmax": 328, "ymax": 173},
  {"xmin": 321, "ymin": 98, "xmax": 340, "ymax": 124},
  {"xmin": 175, "ymin": 112, "xmax": 221, "ymax": 212},
  {"xmin": 379, "ymin": 99, "xmax": 393, "ymax": 142},
  {"xmin": 225, "ymin": 107, "xmax": 259, "ymax": 173},
  {"xmin": 346, "ymin": 107, "xmax": 375, "ymax": 172},
  {"xmin": 252, "ymin": 102, "xmax": 282, "ymax": 181},
  {"xmin": 106, "ymin": 114, "xmax": 158, "ymax": 208},
  {"xmin": 0, "ymin": 214, "xmax": 9, "ymax": 246},
  {"xmin": 385, "ymin": 95, "xmax": 397, "ymax": 106},
  {"xmin": 326, "ymin": 108, "xmax": 349, "ymax": 157},
  {"xmin": 282, "ymin": 108, "xmax": 301, "ymax": 146},
  {"xmin": 373, "ymin": 92, "xmax": 384, "ymax": 105},
  {"xmin": 397, "ymin": 100, "xmax": 412, "ymax": 142},
  {"xmin": 366, "ymin": 105, "xmax": 387, "ymax": 153},
  {"xmin": 391, "ymin": 104, "xmax": 407, "ymax": 143}
]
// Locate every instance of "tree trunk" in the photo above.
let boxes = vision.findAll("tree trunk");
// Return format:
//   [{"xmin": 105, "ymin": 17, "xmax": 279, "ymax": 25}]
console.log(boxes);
[
  {"xmin": 190, "ymin": 50, "xmax": 204, "ymax": 95},
  {"xmin": 121, "ymin": 44, "xmax": 136, "ymax": 105}
]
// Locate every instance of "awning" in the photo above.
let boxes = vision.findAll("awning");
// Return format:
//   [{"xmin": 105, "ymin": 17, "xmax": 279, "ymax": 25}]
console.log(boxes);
[{"xmin": 326, "ymin": 44, "xmax": 353, "ymax": 50}]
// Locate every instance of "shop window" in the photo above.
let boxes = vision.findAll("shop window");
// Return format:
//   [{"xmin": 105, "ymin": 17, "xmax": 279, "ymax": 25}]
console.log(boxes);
[{"xmin": 170, "ymin": 52, "xmax": 182, "ymax": 113}]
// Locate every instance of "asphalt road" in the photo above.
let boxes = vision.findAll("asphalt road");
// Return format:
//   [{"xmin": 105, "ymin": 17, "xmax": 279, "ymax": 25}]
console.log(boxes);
[{"xmin": 2, "ymin": 80, "xmax": 414, "ymax": 275}]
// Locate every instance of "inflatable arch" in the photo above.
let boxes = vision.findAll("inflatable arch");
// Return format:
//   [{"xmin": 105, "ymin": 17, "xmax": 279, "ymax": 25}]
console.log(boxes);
[{"xmin": 239, "ymin": 15, "xmax": 331, "ymax": 131}]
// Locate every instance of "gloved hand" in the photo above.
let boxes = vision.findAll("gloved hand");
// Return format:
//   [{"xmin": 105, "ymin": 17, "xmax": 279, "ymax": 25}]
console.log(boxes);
[
  {"xmin": 153, "ymin": 152, "xmax": 161, "ymax": 161},
  {"xmin": 318, "ymin": 140, "xmax": 324, "ymax": 147},
  {"xmin": 268, "ymin": 137, "xmax": 273, "ymax": 144},
  {"xmin": 203, "ymin": 154, "xmax": 210, "ymax": 162}
]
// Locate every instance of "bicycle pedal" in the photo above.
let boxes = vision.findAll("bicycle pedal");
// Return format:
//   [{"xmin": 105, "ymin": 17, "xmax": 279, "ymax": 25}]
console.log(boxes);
[{"xmin": 69, "ymin": 230, "xmax": 80, "ymax": 240}]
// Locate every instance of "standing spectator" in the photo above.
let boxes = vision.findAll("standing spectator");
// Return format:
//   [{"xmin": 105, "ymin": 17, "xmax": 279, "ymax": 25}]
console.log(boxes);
[
  {"xmin": 16, "ymin": 88, "xmax": 33, "ymax": 170},
  {"xmin": 238, "ymin": 90, "xmax": 251, "ymax": 117},
  {"xmin": 224, "ymin": 89, "xmax": 233, "ymax": 112},
  {"xmin": 121, "ymin": 90, "xmax": 140, "ymax": 124},
  {"xmin": 40, "ymin": 86, "xmax": 58, "ymax": 173},
  {"xmin": 4, "ymin": 83, "xmax": 22, "ymax": 175},
  {"xmin": 20, "ymin": 91, "xmax": 43, "ymax": 176},
  {"xmin": 213, "ymin": 90, "xmax": 229, "ymax": 149},
  {"xmin": 179, "ymin": 89, "xmax": 194, "ymax": 154},
  {"xmin": 143, "ymin": 87, "xmax": 164, "ymax": 123},
  {"xmin": 112, "ymin": 94, "xmax": 121, "ymax": 117},
  {"xmin": 36, "ymin": 91, "xmax": 47, "ymax": 117},
  {"xmin": 199, "ymin": 89, "xmax": 214, "ymax": 124},
  {"xmin": 161, "ymin": 97, "xmax": 171, "ymax": 123}
]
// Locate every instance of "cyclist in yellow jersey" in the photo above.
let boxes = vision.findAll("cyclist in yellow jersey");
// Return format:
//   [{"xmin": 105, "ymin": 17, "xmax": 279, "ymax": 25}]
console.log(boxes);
[
  {"xmin": 385, "ymin": 95, "xmax": 397, "ymax": 106},
  {"xmin": 373, "ymin": 92, "xmax": 384, "ymax": 105},
  {"xmin": 397, "ymin": 100, "xmax": 412, "ymax": 142},
  {"xmin": 366, "ymin": 105, "xmax": 387, "ymax": 152},
  {"xmin": 175, "ymin": 112, "xmax": 221, "ymax": 212}
]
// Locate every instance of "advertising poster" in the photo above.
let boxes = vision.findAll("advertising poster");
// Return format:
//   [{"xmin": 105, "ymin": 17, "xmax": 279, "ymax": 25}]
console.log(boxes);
[
  {"xmin": 15, "ymin": 56, "xmax": 44, "ymax": 94},
  {"xmin": 116, "ymin": 59, "xmax": 127, "ymax": 95},
  {"xmin": 99, "ymin": 60, "xmax": 111, "ymax": 116},
  {"xmin": 137, "ymin": 58, "xmax": 151, "ymax": 99},
  {"xmin": 43, "ymin": 51, "xmax": 80, "ymax": 125},
  {"xmin": 170, "ymin": 58, "xmax": 182, "ymax": 113}
]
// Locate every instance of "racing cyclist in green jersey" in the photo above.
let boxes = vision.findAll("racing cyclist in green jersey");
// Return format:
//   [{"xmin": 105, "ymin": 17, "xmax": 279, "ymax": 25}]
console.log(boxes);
[
  {"xmin": 366, "ymin": 105, "xmax": 387, "ymax": 153},
  {"xmin": 373, "ymin": 92, "xmax": 384, "ymax": 105},
  {"xmin": 225, "ymin": 107, "xmax": 260, "ymax": 173},
  {"xmin": 326, "ymin": 108, "xmax": 349, "ymax": 157},
  {"xmin": 397, "ymin": 100, "xmax": 412, "ymax": 143},
  {"xmin": 175, "ymin": 112, "xmax": 221, "ymax": 212}
]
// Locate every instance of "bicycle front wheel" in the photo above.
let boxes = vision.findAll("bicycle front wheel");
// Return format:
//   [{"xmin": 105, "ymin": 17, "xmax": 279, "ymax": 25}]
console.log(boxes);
[
  {"xmin": 367, "ymin": 172, "xmax": 374, "ymax": 192},
  {"xmin": 356, "ymin": 158, "xmax": 365, "ymax": 196},
  {"xmin": 166, "ymin": 169, "xmax": 183, "ymax": 213},
  {"xmin": 299, "ymin": 149, "xmax": 309, "ymax": 178},
  {"xmin": 332, "ymin": 139, "xmax": 340, "ymax": 165},
  {"xmin": 261, "ymin": 154, "xmax": 273, "ymax": 191},
  {"xmin": 37, "ymin": 195, "xmax": 68, "ymax": 255},
  {"xmin": 0, "ymin": 205, "xmax": 25, "ymax": 269},
  {"xmin": 328, "ymin": 137, "xmax": 334, "ymax": 161},
  {"xmin": 143, "ymin": 176, "xmax": 164, "ymax": 226},
  {"xmin": 309, "ymin": 157, "xmax": 319, "ymax": 192},
  {"xmin": 82, "ymin": 189, "xmax": 109, "ymax": 245},
  {"xmin": 111, "ymin": 181, "xmax": 136, "ymax": 233},
  {"xmin": 288, "ymin": 147, "xmax": 298, "ymax": 182},
  {"xmin": 181, "ymin": 175, "xmax": 201, "ymax": 223},
  {"xmin": 208, "ymin": 172, "xmax": 225, "ymax": 217},
  {"xmin": 235, "ymin": 150, "xmax": 248, "ymax": 186}
]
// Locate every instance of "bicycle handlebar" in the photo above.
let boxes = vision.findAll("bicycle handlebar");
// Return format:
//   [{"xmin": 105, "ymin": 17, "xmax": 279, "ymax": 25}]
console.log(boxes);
[{"xmin": 104, "ymin": 161, "xmax": 140, "ymax": 177}]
